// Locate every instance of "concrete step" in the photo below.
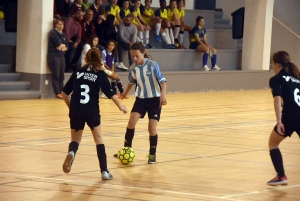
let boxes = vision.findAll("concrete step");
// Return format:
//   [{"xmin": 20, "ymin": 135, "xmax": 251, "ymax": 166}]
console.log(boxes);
[
  {"xmin": 0, "ymin": 81, "xmax": 30, "ymax": 91},
  {"xmin": 0, "ymin": 64, "xmax": 11, "ymax": 73},
  {"xmin": 214, "ymin": 11, "xmax": 223, "ymax": 19},
  {"xmin": 0, "ymin": 90, "xmax": 41, "ymax": 100},
  {"xmin": 0, "ymin": 73, "xmax": 20, "ymax": 81},
  {"xmin": 213, "ymin": 24, "xmax": 232, "ymax": 30},
  {"xmin": 214, "ymin": 19, "xmax": 231, "ymax": 25}
]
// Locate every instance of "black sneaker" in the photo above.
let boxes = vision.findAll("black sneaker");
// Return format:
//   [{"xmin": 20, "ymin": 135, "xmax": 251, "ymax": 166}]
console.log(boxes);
[
  {"xmin": 148, "ymin": 154, "xmax": 156, "ymax": 164},
  {"xmin": 267, "ymin": 175, "xmax": 288, "ymax": 186}
]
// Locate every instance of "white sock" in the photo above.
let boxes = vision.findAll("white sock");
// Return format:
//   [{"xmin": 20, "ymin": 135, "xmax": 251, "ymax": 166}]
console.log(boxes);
[
  {"xmin": 161, "ymin": 32, "xmax": 171, "ymax": 45},
  {"xmin": 138, "ymin": 31, "xmax": 143, "ymax": 42},
  {"xmin": 136, "ymin": 37, "xmax": 141, "ymax": 42},
  {"xmin": 165, "ymin": 28, "xmax": 170, "ymax": 38},
  {"xmin": 155, "ymin": 23, "xmax": 161, "ymax": 35},
  {"xmin": 179, "ymin": 33, "xmax": 184, "ymax": 44},
  {"xmin": 144, "ymin": 30, "xmax": 149, "ymax": 45},
  {"xmin": 174, "ymin": 26, "xmax": 180, "ymax": 38},
  {"xmin": 169, "ymin": 29, "xmax": 174, "ymax": 44}
]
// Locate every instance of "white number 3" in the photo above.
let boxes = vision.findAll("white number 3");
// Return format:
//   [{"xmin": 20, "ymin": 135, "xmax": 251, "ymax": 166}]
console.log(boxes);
[
  {"xmin": 80, "ymin": 84, "xmax": 90, "ymax": 104},
  {"xmin": 294, "ymin": 88, "xmax": 300, "ymax": 106}
]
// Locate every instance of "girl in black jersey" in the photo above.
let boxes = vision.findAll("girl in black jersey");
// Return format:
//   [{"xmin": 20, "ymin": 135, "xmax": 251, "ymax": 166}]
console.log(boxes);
[
  {"xmin": 61, "ymin": 48, "xmax": 127, "ymax": 180},
  {"xmin": 268, "ymin": 51, "xmax": 300, "ymax": 186}
]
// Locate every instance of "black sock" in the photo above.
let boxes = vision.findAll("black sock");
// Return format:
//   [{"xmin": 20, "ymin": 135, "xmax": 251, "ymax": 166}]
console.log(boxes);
[
  {"xmin": 270, "ymin": 149, "xmax": 285, "ymax": 178},
  {"xmin": 96, "ymin": 144, "xmax": 107, "ymax": 172},
  {"xmin": 68, "ymin": 141, "xmax": 79, "ymax": 155},
  {"xmin": 117, "ymin": 81, "xmax": 124, "ymax": 94},
  {"xmin": 124, "ymin": 128, "xmax": 135, "ymax": 147},
  {"xmin": 149, "ymin": 134, "xmax": 158, "ymax": 155},
  {"xmin": 111, "ymin": 81, "xmax": 117, "ymax": 94}
]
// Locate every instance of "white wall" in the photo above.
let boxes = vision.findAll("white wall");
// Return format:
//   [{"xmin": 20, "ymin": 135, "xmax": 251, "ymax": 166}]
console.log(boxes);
[
  {"xmin": 216, "ymin": 0, "xmax": 245, "ymax": 20},
  {"xmin": 16, "ymin": 0, "xmax": 53, "ymax": 74}
]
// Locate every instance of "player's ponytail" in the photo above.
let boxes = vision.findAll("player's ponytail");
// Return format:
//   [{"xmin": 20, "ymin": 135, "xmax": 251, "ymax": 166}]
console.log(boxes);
[
  {"xmin": 130, "ymin": 42, "xmax": 152, "ymax": 59},
  {"xmin": 85, "ymin": 48, "xmax": 103, "ymax": 72},
  {"xmin": 272, "ymin": 51, "xmax": 300, "ymax": 79}
]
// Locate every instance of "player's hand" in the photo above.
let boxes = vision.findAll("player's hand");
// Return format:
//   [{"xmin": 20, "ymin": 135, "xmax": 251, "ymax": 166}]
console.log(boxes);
[
  {"xmin": 159, "ymin": 95, "xmax": 167, "ymax": 108},
  {"xmin": 146, "ymin": 25, "xmax": 151, "ymax": 30},
  {"xmin": 276, "ymin": 123, "xmax": 285, "ymax": 135},
  {"xmin": 119, "ymin": 105, "xmax": 127, "ymax": 114},
  {"xmin": 121, "ymin": 92, "xmax": 128, "ymax": 100},
  {"xmin": 73, "ymin": 42, "xmax": 78, "ymax": 49}
]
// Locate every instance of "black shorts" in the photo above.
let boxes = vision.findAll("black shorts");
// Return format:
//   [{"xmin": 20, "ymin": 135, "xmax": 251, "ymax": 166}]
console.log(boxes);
[
  {"xmin": 190, "ymin": 41, "xmax": 200, "ymax": 49},
  {"xmin": 69, "ymin": 113, "xmax": 100, "ymax": 131},
  {"xmin": 273, "ymin": 113, "xmax": 300, "ymax": 137},
  {"xmin": 131, "ymin": 97, "xmax": 161, "ymax": 121}
]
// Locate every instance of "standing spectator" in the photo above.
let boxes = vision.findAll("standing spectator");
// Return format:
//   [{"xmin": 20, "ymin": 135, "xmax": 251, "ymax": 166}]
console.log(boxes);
[
  {"xmin": 47, "ymin": 19, "xmax": 68, "ymax": 99},
  {"xmin": 54, "ymin": 0, "xmax": 71, "ymax": 19},
  {"xmin": 70, "ymin": 0, "xmax": 85, "ymax": 16},
  {"xmin": 190, "ymin": 16, "xmax": 220, "ymax": 71},
  {"xmin": 90, "ymin": 0, "xmax": 105, "ymax": 21},
  {"xmin": 82, "ymin": 0, "xmax": 90, "ymax": 10},
  {"xmin": 64, "ymin": 10, "xmax": 84, "ymax": 71},
  {"xmin": 118, "ymin": 14, "xmax": 137, "ymax": 70},
  {"xmin": 81, "ymin": 9, "xmax": 96, "ymax": 43}
]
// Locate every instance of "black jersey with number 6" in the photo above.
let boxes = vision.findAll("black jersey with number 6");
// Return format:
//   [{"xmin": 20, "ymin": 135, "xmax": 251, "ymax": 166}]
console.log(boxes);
[
  {"xmin": 269, "ymin": 69, "xmax": 300, "ymax": 114},
  {"xmin": 62, "ymin": 66, "xmax": 115, "ymax": 116}
]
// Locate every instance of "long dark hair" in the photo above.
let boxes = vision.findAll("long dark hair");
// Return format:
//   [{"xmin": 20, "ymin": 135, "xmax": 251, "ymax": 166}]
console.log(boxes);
[
  {"xmin": 88, "ymin": 35, "xmax": 99, "ymax": 48},
  {"xmin": 272, "ymin": 51, "xmax": 300, "ymax": 79},
  {"xmin": 84, "ymin": 48, "xmax": 103, "ymax": 72},
  {"xmin": 130, "ymin": 42, "xmax": 152, "ymax": 59},
  {"xmin": 196, "ymin": 16, "xmax": 204, "ymax": 26},
  {"xmin": 106, "ymin": 39, "xmax": 117, "ymax": 58}
]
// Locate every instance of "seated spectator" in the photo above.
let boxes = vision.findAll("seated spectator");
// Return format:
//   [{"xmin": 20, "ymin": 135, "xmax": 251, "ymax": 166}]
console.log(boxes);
[
  {"xmin": 90, "ymin": 0, "xmax": 105, "ymax": 21},
  {"xmin": 54, "ymin": 0, "xmax": 71, "ymax": 19},
  {"xmin": 176, "ymin": 0, "xmax": 191, "ymax": 48},
  {"xmin": 190, "ymin": 16, "xmax": 220, "ymax": 71},
  {"xmin": 166, "ymin": 0, "xmax": 181, "ymax": 47},
  {"xmin": 154, "ymin": 0, "xmax": 176, "ymax": 49},
  {"xmin": 47, "ymin": 19, "xmax": 68, "ymax": 99},
  {"xmin": 81, "ymin": 9, "xmax": 96, "ymax": 44},
  {"xmin": 120, "ymin": 0, "xmax": 131, "ymax": 21},
  {"xmin": 63, "ymin": 10, "xmax": 84, "ymax": 71},
  {"xmin": 118, "ymin": 0, "xmax": 133, "ymax": 8},
  {"xmin": 96, "ymin": 14, "xmax": 118, "ymax": 47},
  {"xmin": 104, "ymin": 0, "xmax": 122, "ymax": 26},
  {"xmin": 81, "ymin": 35, "xmax": 104, "ymax": 66},
  {"xmin": 82, "ymin": 0, "xmax": 90, "ymax": 10},
  {"xmin": 130, "ymin": 0, "xmax": 153, "ymax": 48},
  {"xmin": 118, "ymin": 14, "xmax": 137, "ymax": 70},
  {"xmin": 70, "ymin": 0, "xmax": 85, "ymax": 17}
]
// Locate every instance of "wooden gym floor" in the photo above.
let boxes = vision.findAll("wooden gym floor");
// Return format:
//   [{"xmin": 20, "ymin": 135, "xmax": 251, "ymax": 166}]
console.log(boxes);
[{"xmin": 0, "ymin": 90, "xmax": 299, "ymax": 201}]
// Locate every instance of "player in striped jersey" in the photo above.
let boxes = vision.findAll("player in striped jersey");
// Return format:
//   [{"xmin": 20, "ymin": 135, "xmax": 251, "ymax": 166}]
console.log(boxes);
[
  {"xmin": 105, "ymin": 0, "xmax": 122, "ymax": 25},
  {"xmin": 176, "ymin": 0, "xmax": 192, "ymax": 49},
  {"xmin": 119, "ymin": 0, "xmax": 131, "ymax": 20},
  {"xmin": 114, "ymin": 42, "xmax": 167, "ymax": 164}
]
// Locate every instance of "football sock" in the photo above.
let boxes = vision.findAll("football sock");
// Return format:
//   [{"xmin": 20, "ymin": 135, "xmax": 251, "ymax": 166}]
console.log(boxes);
[
  {"xmin": 96, "ymin": 144, "xmax": 107, "ymax": 172},
  {"xmin": 116, "ymin": 81, "xmax": 124, "ymax": 94},
  {"xmin": 149, "ymin": 134, "xmax": 158, "ymax": 155},
  {"xmin": 68, "ymin": 141, "xmax": 79, "ymax": 155},
  {"xmin": 111, "ymin": 81, "xmax": 117, "ymax": 94},
  {"xmin": 174, "ymin": 25, "xmax": 181, "ymax": 38},
  {"xmin": 124, "ymin": 128, "xmax": 135, "ymax": 147},
  {"xmin": 212, "ymin": 54, "xmax": 217, "ymax": 67},
  {"xmin": 270, "ymin": 149, "xmax": 285, "ymax": 178},
  {"xmin": 155, "ymin": 23, "xmax": 161, "ymax": 35},
  {"xmin": 179, "ymin": 31, "xmax": 184, "ymax": 44},
  {"xmin": 203, "ymin": 53, "xmax": 209, "ymax": 67}
]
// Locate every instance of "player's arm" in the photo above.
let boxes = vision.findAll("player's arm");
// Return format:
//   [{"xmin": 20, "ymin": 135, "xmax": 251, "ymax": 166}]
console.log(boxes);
[
  {"xmin": 121, "ymin": 83, "xmax": 134, "ymax": 99},
  {"xmin": 116, "ymin": 11, "xmax": 122, "ymax": 23},
  {"xmin": 111, "ymin": 95, "xmax": 127, "ymax": 113},
  {"xmin": 138, "ymin": 15, "xmax": 149, "ymax": 28},
  {"xmin": 194, "ymin": 34, "xmax": 205, "ymax": 46},
  {"xmin": 273, "ymin": 96, "xmax": 283, "ymax": 124},
  {"xmin": 61, "ymin": 72, "xmax": 76, "ymax": 109},
  {"xmin": 105, "ymin": 5, "xmax": 111, "ymax": 15},
  {"xmin": 61, "ymin": 92, "xmax": 70, "ymax": 108},
  {"xmin": 153, "ymin": 64, "xmax": 167, "ymax": 107},
  {"xmin": 203, "ymin": 34, "xmax": 209, "ymax": 46}
]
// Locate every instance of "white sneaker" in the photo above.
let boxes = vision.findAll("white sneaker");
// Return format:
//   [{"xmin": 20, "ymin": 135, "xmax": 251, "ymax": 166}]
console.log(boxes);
[
  {"xmin": 102, "ymin": 171, "xmax": 113, "ymax": 180},
  {"xmin": 117, "ymin": 62, "xmax": 128, "ymax": 70},
  {"xmin": 202, "ymin": 65, "xmax": 210, "ymax": 71},
  {"xmin": 211, "ymin": 65, "xmax": 221, "ymax": 71},
  {"xmin": 63, "ymin": 151, "xmax": 74, "ymax": 173},
  {"xmin": 114, "ymin": 62, "xmax": 119, "ymax": 67},
  {"xmin": 101, "ymin": 93, "xmax": 108, "ymax": 99}
]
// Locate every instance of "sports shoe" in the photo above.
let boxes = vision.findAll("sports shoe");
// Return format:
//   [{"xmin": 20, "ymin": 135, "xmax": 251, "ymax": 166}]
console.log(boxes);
[
  {"xmin": 145, "ymin": 44, "xmax": 154, "ymax": 49},
  {"xmin": 113, "ymin": 153, "xmax": 118, "ymax": 158},
  {"xmin": 166, "ymin": 44, "xmax": 176, "ymax": 49},
  {"xmin": 62, "ymin": 151, "xmax": 74, "ymax": 173},
  {"xmin": 148, "ymin": 154, "xmax": 156, "ymax": 164},
  {"xmin": 116, "ymin": 62, "xmax": 128, "ymax": 70},
  {"xmin": 211, "ymin": 65, "xmax": 221, "ymax": 71},
  {"xmin": 174, "ymin": 39, "xmax": 180, "ymax": 47},
  {"xmin": 202, "ymin": 65, "xmax": 210, "ymax": 71},
  {"xmin": 56, "ymin": 94, "xmax": 63, "ymax": 99},
  {"xmin": 102, "ymin": 170, "xmax": 113, "ymax": 180},
  {"xmin": 154, "ymin": 35, "xmax": 162, "ymax": 42},
  {"xmin": 267, "ymin": 175, "xmax": 288, "ymax": 186},
  {"xmin": 178, "ymin": 44, "xmax": 186, "ymax": 49}
]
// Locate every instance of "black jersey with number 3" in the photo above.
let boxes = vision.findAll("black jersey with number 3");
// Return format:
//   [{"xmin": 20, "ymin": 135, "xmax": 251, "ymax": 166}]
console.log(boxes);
[
  {"xmin": 62, "ymin": 66, "xmax": 115, "ymax": 116},
  {"xmin": 269, "ymin": 69, "xmax": 300, "ymax": 114}
]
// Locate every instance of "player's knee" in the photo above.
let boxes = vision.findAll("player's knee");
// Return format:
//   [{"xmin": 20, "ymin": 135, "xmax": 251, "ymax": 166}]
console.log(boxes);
[
  {"xmin": 213, "ymin": 49, "xmax": 217, "ymax": 54},
  {"xmin": 204, "ymin": 48, "xmax": 210, "ymax": 53},
  {"xmin": 127, "ymin": 121, "xmax": 136, "ymax": 129}
]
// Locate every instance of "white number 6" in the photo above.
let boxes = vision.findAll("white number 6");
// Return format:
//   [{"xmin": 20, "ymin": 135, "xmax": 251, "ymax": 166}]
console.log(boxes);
[
  {"xmin": 80, "ymin": 84, "xmax": 90, "ymax": 104},
  {"xmin": 294, "ymin": 88, "xmax": 300, "ymax": 106}
]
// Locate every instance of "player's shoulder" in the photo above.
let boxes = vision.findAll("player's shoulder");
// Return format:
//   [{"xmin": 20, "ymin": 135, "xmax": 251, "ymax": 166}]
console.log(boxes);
[
  {"xmin": 146, "ymin": 59, "xmax": 158, "ymax": 68},
  {"xmin": 105, "ymin": 4, "xmax": 111, "ymax": 10}
]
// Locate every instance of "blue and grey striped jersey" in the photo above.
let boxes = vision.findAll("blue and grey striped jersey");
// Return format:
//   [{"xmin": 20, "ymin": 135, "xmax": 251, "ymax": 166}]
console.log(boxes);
[{"xmin": 128, "ymin": 58, "xmax": 166, "ymax": 99}]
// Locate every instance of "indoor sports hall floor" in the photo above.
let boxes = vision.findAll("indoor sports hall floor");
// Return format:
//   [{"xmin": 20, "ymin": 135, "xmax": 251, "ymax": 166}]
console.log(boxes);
[{"xmin": 0, "ymin": 90, "xmax": 299, "ymax": 201}]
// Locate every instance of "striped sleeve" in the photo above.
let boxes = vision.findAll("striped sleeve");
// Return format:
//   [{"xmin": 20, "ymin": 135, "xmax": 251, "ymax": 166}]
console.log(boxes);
[
  {"xmin": 153, "ymin": 63, "xmax": 166, "ymax": 83},
  {"xmin": 128, "ymin": 68, "xmax": 136, "ymax": 84}
]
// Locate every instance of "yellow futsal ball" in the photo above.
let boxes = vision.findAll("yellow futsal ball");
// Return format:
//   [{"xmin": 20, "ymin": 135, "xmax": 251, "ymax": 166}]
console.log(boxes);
[
  {"xmin": 118, "ymin": 147, "xmax": 135, "ymax": 165},
  {"xmin": 0, "ymin": 11, "xmax": 4, "ymax": 20}
]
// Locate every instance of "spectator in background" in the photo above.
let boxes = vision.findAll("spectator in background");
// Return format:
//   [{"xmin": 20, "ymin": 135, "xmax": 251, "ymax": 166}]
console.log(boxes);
[
  {"xmin": 81, "ymin": 35, "xmax": 101, "ymax": 66},
  {"xmin": 47, "ymin": 19, "xmax": 68, "ymax": 99},
  {"xmin": 64, "ymin": 10, "xmax": 84, "ymax": 71},
  {"xmin": 90, "ymin": 0, "xmax": 105, "ymax": 21},
  {"xmin": 120, "ymin": 0, "xmax": 131, "ymax": 21},
  {"xmin": 81, "ymin": 9, "xmax": 96, "ymax": 43},
  {"xmin": 82, "ymin": 0, "xmax": 90, "ymax": 10},
  {"xmin": 176, "ymin": 0, "xmax": 192, "ymax": 49},
  {"xmin": 71, "ymin": 0, "xmax": 85, "ymax": 16},
  {"xmin": 118, "ymin": 14, "xmax": 137, "ymax": 70},
  {"xmin": 190, "ymin": 16, "xmax": 220, "ymax": 71},
  {"xmin": 96, "ymin": 14, "xmax": 117, "ymax": 48},
  {"xmin": 105, "ymin": 0, "xmax": 122, "ymax": 26},
  {"xmin": 118, "ymin": 0, "xmax": 133, "ymax": 8},
  {"xmin": 54, "ymin": 0, "xmax": 71, "ymax": 19},
  {"xmin": 166, "ymin": 0, "xmax": 181, "ymax": 47}
]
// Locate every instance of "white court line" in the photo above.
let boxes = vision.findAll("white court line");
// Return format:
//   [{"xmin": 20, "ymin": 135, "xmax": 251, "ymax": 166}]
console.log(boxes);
[
  {"xmin": 0, "ymin": 172, "xmax": 244, "ymax": 201},
  {"xmin": 220, "ymin": 191, "xmax": 260, "ymax": 198},
  {"xmin": 0, "ymin": 123, "xmax": 273, "ymax": 150},
  {"xmin": 0, "ymin": 111, "xmax": 274, "ymax": 134},
  {"xmin": 264, "ymin": 184, "xmax": 300, "ymax": 192}
]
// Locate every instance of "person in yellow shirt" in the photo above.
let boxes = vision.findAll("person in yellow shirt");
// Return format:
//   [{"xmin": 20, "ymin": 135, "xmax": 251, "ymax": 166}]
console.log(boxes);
[
  {"xmin": 105, "ymin": 0, "xmax": 122, "ymax": 25},
  {"xmin": 142, "ymin": 0, "xmax": 161, "ymax": 42},
  {"xmin": 120, "ymin": 0, "xmax": 131, "ymax": 21},
  {"xmin": 130, "ymin": 0, "xmax": 153, "ymax": 48},
  {"xmin": 165, "ymin": 0, "xmax": 181, "ymax": 47},
  {"xmin": 176, "ymin": 0, "xmax": 191, "ymax": 48}
]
